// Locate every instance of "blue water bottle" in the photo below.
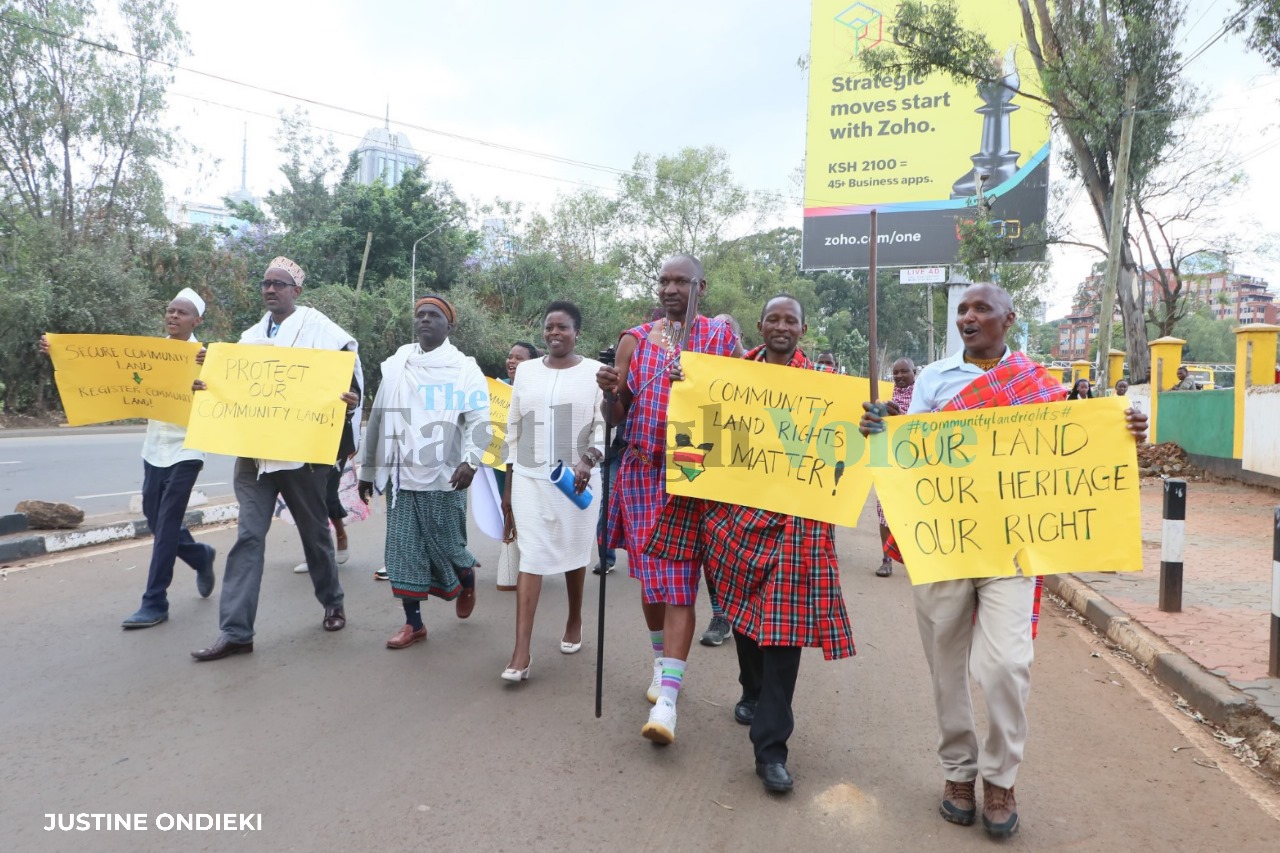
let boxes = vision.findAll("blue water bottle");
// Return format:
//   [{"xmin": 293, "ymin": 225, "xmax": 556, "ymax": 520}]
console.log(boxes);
[{"xmin": 549, "ymin": 460, "xmax": 593, "ymax": 509}]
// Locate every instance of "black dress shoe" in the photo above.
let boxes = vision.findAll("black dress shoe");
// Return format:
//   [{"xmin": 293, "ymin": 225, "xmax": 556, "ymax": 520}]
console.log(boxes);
[
  {"xmin": 323, "ymin": 606, "xmax": 346, "ymax": 631},
  {"xmin": 191, "ymin": 636, "xmax": 253, "ymax": 661},
  {"xmin": 733, "ymin": 697, "xmax": 757, "ymax": 726},
  {"xmin": 755, "ymin": 761, "xmax": 794, "ymax": 793}
]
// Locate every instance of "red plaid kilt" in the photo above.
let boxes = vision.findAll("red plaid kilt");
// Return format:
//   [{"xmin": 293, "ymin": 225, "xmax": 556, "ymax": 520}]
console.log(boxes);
[
  {"xmin": 617, "ymin": 452, "xmax": 702, "ymax": 606},
  {"xmin": 648, "ymin": 498, "xmax": 854, "ymax": 660}
]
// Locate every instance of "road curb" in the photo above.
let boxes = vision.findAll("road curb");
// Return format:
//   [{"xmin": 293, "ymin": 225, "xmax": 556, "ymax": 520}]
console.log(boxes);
[
  {"xmin": 0, "ymin": 502, "xmax": 239, "ymax": 564},
  {"xmin": 1045, "ymin": 574, "xmax": 1274, "ymax": 737}
]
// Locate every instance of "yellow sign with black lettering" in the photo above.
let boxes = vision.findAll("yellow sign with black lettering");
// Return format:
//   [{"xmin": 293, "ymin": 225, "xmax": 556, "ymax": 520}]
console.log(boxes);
[
  {"xmin": 46, "ymin": 333, "xmax": 201, "ymax": 427},
  {"xmin": 869, "ymin": 396, "xmax": 1142, "ymax": 584},
  {"xmin": 184, "ymin": 343, "xmax": 356, "ymax": 464},
  {"xmin": 664, "ymin": 352, "xmax": 876, "ymax": 527},
  {"xmin": 482, "ymin": 377, "xmax": 512, "ymax": 469}
]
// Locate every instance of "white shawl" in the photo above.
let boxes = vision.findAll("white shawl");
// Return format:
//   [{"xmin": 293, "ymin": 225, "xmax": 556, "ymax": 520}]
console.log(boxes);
[
  {"xmin": 239, "ymin": 306, "xmax": 365, "ymax": 473},
  {"xmin": 368, "ymin": 340, "xmax": 488, "ymax": 501}
]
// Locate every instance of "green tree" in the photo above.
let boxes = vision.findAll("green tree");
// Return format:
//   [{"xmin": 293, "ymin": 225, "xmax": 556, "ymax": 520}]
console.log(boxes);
[
  {"xmin": 1233, "ymin": 0, "xmax": 1280, "ymax": 67},
  {"xmin": 1166, "ymin": 305, "xmax": 1235, "ymax": 364},
  {"xmin": 862, "ymin": 0, "xmax": 1195, "ymax": 382},
  {"xmin": 0, "ymin": 0, "xmax": 185, "ymax": 238},
  {"xmin": 229, "ymin": 110, "xmax": 474, "ymax": 292},
  {"xmin": 615, "ymin": 146, "xmax": 753, "ymax": 289},
  {"xmin": 0, "ymin": 0, "xmax": 188, "ymax": 412}
]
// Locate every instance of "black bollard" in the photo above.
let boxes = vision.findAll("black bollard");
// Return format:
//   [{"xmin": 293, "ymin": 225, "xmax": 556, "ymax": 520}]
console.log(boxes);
[{"xmin": 1159, "ymin": 479, "xmax": 1186, "ymax": 613}]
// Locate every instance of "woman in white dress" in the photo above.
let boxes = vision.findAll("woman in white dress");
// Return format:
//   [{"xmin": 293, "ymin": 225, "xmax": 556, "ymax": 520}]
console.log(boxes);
[{"xmin": 501, "ymin": 301, "xmax": 605, "ymax": 682}]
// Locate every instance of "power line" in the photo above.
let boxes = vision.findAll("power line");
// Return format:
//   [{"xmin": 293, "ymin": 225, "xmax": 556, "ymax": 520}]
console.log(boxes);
[
  {"xmin": 0, "ymin": 11, "xmax": 815, "ymax": 206},
  {"xmin": 1176, "ymin": 0, "xmax": 1262, "ymax": 72},
  {"xmin": 167, "ymin": 90, "xmax": 620, "ymax": 197}
]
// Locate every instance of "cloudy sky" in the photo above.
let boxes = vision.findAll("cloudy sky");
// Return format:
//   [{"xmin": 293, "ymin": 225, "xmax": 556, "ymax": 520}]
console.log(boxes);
[{"xmin": 159, "ymin": 0, "xmax": 1278, "ymax": 319}]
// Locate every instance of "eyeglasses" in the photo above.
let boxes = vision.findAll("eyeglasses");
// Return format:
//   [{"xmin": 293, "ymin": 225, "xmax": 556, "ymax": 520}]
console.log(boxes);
[{"xmin": 260, "ymin": 280, "xmax": 297, "ymax": 291}]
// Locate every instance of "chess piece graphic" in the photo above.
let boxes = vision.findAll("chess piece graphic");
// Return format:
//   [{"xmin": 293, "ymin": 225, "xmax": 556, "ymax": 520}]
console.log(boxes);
[{"xmin": 952, "ymin": 48, "xmax": 1022, "ymax": 199}]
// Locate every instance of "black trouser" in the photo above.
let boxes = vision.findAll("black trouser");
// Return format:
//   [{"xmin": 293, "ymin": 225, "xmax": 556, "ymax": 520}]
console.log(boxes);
[
  {"xmin": 734, "ymin": 630, "xmax": 802, "ymax": 765},
  {"xmin": 139, "ymin": 459, "xmax": 206, "ymax": 612}
]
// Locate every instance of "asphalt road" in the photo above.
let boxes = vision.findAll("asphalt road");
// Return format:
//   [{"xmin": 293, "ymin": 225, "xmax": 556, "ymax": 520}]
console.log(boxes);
[
  {"xmin": 0, "ymin": 428, "xmax": 237, "ymax": 515},
  {"xmin": 1, "ymin": 503, "xmax": 1277, "ymax": 852}
]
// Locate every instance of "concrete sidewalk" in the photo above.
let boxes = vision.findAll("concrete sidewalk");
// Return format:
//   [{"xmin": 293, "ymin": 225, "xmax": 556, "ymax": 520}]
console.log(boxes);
[
  {"xmin": 1047, "ymin": 477, "xmax": 1280, "ymax": 773},
  {"xmin": 4, "ymin": 474, "xmax": 1279, "ymax": 772}
]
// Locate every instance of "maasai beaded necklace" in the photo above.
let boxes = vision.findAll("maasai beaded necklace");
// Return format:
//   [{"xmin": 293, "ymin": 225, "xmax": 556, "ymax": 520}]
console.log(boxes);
[{"xmin": 964, "ymin": 352, "xmax": 1003, "ymax": 371}]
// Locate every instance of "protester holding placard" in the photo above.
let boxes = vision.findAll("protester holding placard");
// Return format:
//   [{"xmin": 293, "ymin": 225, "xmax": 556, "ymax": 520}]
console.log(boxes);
[
  {"xmin": 192, "ymin": 257, "xmax": 363, "ymax": 662},
  {"xmin": 41, "ymin": 289, "xmax": 217, "ymax": 629},
  {"xmin": 650, "ymin": 294, "xmax": 854, "ymax": 794},
  {"xmin": 595, "ymin": 254, "xmax": 740, "ymax": 746},
  {"xmin": 860, "ymin": 283, "xmax": 1147, "ymax": 839},
  {"xmin": 874, "ymin": 357, "xmax": 916, "ymax": 578},
  {"xmin": 358, "ymin": 294, "xmax": 489, "ymax": 651},
  {"xmin": 699, "ymin": 312, "xmax": 743, "ymax": 649},
  {"xmin": 499, "ymin": 301, "xmax": 604, "ymax": 682},
  {"xmin": 490, "ymin": 340, "xmax": 538, "ymax": 590}
]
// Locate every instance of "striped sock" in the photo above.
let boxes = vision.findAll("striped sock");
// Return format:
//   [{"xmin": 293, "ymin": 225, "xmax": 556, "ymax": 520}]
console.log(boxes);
[
  {"xmin": 708, "ymin": 585, "xmax": 725, "ymax": 619},
  {"xmin": 649, "ymin": 630, "xmax": 664, "ymax": 658},
  {"xmin": 658, "ymin": 657, "xmax": 686, "ymax": 703}
]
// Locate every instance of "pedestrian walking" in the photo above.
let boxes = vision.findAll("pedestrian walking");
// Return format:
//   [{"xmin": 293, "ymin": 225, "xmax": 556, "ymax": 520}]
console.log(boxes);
[
  {"xmin": 860, "ymin": 283, "xmax": 1148, "ymax": 838},
  {"xmin": 500, "ymin": 301, "xmax": 605, "ymax": 682},
  {"xmin": 191, "ymin": 257, "xmax": 363, "ymax": 661},
  {"xmin": 595, "ymin": 254, "xmax": 740, "ymax": 745},
  {"xmin": 358, "ymin": 295, "xmax": 489, "ymax": 650}
]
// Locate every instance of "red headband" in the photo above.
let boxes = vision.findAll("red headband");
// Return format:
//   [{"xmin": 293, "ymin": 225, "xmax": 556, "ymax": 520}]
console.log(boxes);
[{"xmin": 414, "ymin": 296, "xmax": 456, "ymax": 324}]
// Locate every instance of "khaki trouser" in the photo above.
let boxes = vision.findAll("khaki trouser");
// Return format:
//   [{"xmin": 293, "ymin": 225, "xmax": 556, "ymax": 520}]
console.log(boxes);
[{"xmin": 912, "ymin": 574, "xmax": 1035, "ymax": 789}]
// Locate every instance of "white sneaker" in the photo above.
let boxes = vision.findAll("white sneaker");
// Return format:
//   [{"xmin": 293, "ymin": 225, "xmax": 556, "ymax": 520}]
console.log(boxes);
[
  {"xmin": 336, "ymin": 547, "xmax": 349, "ymax": 565},
  {"xmin": 646, "ymin": 659, "xmax": 662, "ymax": 704},
  {"xmin": 642, "ymin": 697, "xmax": 677, "ymax": 745},
  {"xmin": 292, "ymin": 562, "xmax": 309, "ymax": 574}
]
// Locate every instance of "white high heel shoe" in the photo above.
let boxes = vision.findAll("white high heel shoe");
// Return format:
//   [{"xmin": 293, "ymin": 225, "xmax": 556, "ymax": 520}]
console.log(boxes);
[{"xmin": 501, "ymin": 658, "xmax": 532, "ymax": 682}]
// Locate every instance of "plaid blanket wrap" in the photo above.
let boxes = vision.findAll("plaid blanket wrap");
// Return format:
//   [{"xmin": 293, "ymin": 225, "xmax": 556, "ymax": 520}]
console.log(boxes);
[
  {"xmin": 646, "ymin": 346, "xmax": 855, "ymax": 659},
  {"xmin": 607, "ymin": 316, "xmax": 736, "ymax": 605},
  {"xmin": 887, "ymin": 350, "xmax": 1067, "ymax": 637}
]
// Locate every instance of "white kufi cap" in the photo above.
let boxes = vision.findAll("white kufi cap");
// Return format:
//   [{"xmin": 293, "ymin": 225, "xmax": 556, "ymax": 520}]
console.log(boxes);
[{"xmin": 174, "ymin": 287, "xmax": 206, "ymax": 317}]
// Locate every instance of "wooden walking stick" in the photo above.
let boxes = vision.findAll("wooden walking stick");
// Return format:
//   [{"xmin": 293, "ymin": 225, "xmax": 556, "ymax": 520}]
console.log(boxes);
[{"xmin": 595, "ymin": 346, "xmax": 617, "ymax": 719}]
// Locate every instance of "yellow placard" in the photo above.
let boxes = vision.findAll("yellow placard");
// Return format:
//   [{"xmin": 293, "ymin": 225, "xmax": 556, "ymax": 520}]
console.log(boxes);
[
  {"xmin": 482, "ymin": 377, "xmax": 512, "ymax": 468},
  {"xmin": 664, "ymin": 352, "xmax": 876, "ymax": 526},
  {"xmin": 184, "ymin": 343, "xmax": 356, "ymax": 464},
  {"xmin": 869, "ymin": 397, "xmax": 1142, "ymax": 584},
  {"xmin": 46, "ymin": 334, "xmax": 201, "ymax": 427}
]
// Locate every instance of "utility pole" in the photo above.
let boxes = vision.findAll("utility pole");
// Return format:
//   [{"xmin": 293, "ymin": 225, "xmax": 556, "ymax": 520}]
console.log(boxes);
[{"xmin": 1096, "ymin": 76, "xmax": 1139, "ymax": 396}]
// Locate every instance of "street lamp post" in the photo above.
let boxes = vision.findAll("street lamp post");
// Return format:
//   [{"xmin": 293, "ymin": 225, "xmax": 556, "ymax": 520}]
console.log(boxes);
[{"xmin": 411, "ymin": 221, "xmax": 451, "ymax": 305}]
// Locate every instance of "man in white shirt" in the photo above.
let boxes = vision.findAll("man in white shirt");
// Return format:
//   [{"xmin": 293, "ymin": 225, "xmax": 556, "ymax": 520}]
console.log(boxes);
[
  {"xmin": 861, "ymin": 283, "xmax": 1148, "ymax": 839},
  {"xmin": 192, "ymin": 257, "xmax": 363, "ymax": 661},
  {"xmin": 40, "ymin": 289, "xmax": 216, "ymax": 629}
]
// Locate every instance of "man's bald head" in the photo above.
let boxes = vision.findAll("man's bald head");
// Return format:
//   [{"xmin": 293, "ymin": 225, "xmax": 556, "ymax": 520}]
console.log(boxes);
[
  {"xmin": 956, "ymin": 282, "xmax": 1016, "ymax": 360},
  {"xmin": 961, "ymin": 282, "xmax": 1013, "ymax": 314}
]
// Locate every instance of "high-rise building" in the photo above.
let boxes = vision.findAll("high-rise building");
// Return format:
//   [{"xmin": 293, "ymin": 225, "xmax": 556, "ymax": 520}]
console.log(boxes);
[
  {"xmin": 354, "ymin": 114, "xmax": 420, "ymax": 187},
  {"xmin": 168, "ymin": 125, "xmax": 256, "ymax": 234}
]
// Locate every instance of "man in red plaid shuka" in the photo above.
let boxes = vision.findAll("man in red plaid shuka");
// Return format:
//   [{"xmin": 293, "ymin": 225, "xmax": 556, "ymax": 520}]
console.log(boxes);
[
  {"xmin": 596, "ymin": 255, "xmax": 740, "ymax": 747},
  {"xmin": 649, "ymin": 295, "xmax": 854, "ymax": 795},
  {"xmin": 861, "ymin": 283, "xmax": 1148, "ymax": 839}
]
